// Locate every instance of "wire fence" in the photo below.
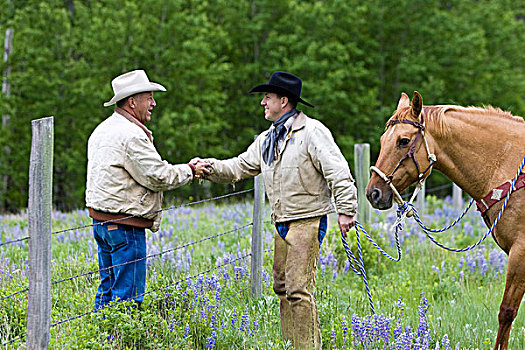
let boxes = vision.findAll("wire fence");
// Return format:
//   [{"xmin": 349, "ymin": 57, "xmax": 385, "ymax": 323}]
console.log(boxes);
[
  {"xmin": 0, "ymin": 187, "xmax": 269, "ymax": 347},
  {"xmin": 0, "ymin": 188, "xmax": 254, "ymax": 248},
  {"xmin": 1, "ymin": 252, "xmax": 255, "ymax": 346}
]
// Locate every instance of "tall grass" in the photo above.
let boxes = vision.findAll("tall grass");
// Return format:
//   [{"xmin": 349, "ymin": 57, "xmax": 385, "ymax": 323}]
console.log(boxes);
[{"xmin": 0, "ymin": 196, "xmax": 522, "ymax": 349}]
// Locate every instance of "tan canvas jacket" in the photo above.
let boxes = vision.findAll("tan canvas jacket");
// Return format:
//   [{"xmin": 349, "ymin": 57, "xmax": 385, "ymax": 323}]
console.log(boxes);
[
  {"xmin": 204, "ymin": 112, "xmax": 357, "ymax": 222},
  {"xmin": 86, "ymin": 112, "xmax": 193, "ymax": 231}
]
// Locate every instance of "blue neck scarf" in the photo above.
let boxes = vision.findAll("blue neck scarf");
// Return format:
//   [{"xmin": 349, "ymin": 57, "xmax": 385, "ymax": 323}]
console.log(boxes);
[{"xmin": 261, "ymin": 108, "xmax": 297, "ymax": 165}]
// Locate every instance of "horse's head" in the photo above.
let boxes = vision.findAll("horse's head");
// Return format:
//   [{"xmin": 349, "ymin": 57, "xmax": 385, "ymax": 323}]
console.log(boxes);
[{"xmin": 366, "ymin": 91, "xmax": 436, "ymax": 209}]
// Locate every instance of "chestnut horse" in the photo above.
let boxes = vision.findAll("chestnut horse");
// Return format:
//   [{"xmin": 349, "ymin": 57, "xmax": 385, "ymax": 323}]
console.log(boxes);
[{"xmin": 366, "ymin": 92, "xmax": 525, "ymax": 350}]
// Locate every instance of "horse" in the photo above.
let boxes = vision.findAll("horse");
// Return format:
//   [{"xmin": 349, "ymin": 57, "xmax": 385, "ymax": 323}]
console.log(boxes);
[{"xmin": 365, "ymin": 91, "xmax": 525, "ymax": 350}]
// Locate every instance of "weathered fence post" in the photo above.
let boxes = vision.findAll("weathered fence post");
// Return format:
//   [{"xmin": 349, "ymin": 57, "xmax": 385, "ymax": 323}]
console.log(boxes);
[
  {"xmin": 27, "ymin": 117, "xmax": 53, "ymax": 350},
  {"xmin": 250, "ymin": 138, "xmax": 264, "ymax": 298},
  {"xmin": 452, "ymin": 183, "xmax": 463, "ymax": 210},
  {"xmin": 1, "ymin": 28, "xmax": 14, "ymax": 212},
  {"xmin": 2, "ymin": 28, "xmax": 13, "ymax": 126},
  {"xmin": 416, "ymin": 182, "xmax": 426, "ymax": 215},
  {"xmin": 354, "ymin": 143, "xmax": 371, "ymax": 223}
]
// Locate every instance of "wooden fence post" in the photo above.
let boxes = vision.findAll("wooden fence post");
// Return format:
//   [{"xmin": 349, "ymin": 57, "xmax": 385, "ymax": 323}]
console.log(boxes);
[
  {"xmin": 1, "ymin": 28, "xmax": 14, "ymax": 212},
  {"xmin": 2, "ymin": 28, "xmax": 13, "ymax": 126},
  {"xmin": 250, "ymin": 139, "xmax": 264, "ymax": 298},
  {"xmin": 354, "ymin": 143, "xmax": 371, "ymax": 224},
  {"xmin": 452, "ymin": 183, "xmax": 463, "ymax": 210},
  {"xmin": 27, "ymin": 117, "xmax": 53, "ymax": 350},
  {"xmin": 416, "ymin": 182, "xmax": 426, "ymax": 215}
]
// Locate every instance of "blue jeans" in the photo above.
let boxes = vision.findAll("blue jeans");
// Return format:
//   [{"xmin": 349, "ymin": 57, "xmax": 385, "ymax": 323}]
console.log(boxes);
[
  {"xmin": 93, "ymin": 219, "xmax": 146, "ymax": 309},
  {"xmin": 275, "ymin": 215, "xmax": 327, "ymax": 247}
]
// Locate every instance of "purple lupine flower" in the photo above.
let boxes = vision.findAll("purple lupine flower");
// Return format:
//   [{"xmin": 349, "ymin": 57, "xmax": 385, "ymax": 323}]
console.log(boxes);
[
  {"xmin": 231, "ymin": 308, "xmax": 237, "ymax": 329},
  {"xmin": 241, "ymin": 308, "xmax": 250, "ymax": 333},
  {"xmin": 205, "ymin": 331, "xmax": 217, "ymax": 348},
  {"xmin": 251, "ymin": 319, "xmax": 259, "ymax": 336},
  {"xmin": 458, "ymin": 257, "xmax": 464, "ymax": 269},
  {"xmin": 330, "ymin": 329, "xmax": 337, "ymax": 349},
  {"xmin": 488, "ymin": 249, "xmax": 507, "ymax": 276},
  {"xmin": 442, "ymin": 333, "xmax": 451, "ymax": 349},
  {"xmin": 417, "ymin": 293, "xmax": 431, "ymax": 347},
  {"xmin": 351, "ymin": 314, "xmax": 363, "ymax": 345},
  {"xmin": 184, "ymin": 324, "xmax": 191, "ymax": 339},
  {"xmin": 375, "ymin": 314, "xmax": 391, "ymax": 346},
  {"xmin": 465, "ymin": 253, "xmax": 476, "ymax": 273},
  {"xmin": 211, "ymin": 310, "xmax": 218, "ymax": 330},
  {"xmin": 341, "ymin": 315, "xmax": 348, "ymax": 348}
]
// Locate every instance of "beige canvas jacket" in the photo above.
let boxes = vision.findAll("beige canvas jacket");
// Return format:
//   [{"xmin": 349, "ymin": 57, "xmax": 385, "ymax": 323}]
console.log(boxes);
[
  {"xmin": 204, "ymin": 112, "xmax": 357, "ymax": 222},
  {"xmin": 86, "ymin": 112, "xmax": 193, "ymax": 231}
]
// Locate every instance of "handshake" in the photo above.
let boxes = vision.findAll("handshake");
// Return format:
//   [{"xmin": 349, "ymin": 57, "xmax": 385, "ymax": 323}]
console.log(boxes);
[{"xmin": 188, "ymin": 158, "xmax": 212, "ymax": 179}]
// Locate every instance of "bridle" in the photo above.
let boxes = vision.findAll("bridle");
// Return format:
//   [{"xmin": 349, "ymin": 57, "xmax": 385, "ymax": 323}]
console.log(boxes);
[{"xmin": 370, "ymin": 115, "xmax": 437, "ymax": 211}]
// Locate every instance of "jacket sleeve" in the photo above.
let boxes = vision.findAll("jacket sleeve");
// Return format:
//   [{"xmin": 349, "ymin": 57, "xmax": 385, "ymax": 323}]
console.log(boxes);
[
  {"xmin": 203, "ymin": 136, "xmax": 263, "ymax": 183},
  {"xmin": 307, "ymin": 123, "xmax": 358, "ymax": 217},
  {"xmin": 124, "ymin": 135, "xmax": 193, "ymax": 192}
]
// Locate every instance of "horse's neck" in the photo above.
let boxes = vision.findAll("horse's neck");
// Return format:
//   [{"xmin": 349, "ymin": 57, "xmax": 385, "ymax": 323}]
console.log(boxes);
[{"xmin": 430, "ymin": 110, "xmax": 525, "ymax": 200}]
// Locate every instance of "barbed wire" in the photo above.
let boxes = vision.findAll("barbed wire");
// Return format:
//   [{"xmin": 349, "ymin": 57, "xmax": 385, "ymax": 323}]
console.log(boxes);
[
  {"xmin": 425, "ymin": 182, "xmax": 453, "ymax": 193},
  {"xmin": 0, "ymin": 188, "xmax": 254, "ymax": 248},
  {"xmin": 52, "ymin": 223, "xmax": 252, "ymax": 286},
  {"xmin": 0, "ymin": 236, "xmax": 29, "ymax": 247},
  {"xmin": 1, "ymin": 333, "xmax": 24, "ymax": 347},
  {"xmin": 50, "ymin": 253, "xmax": 251, "ymax": 328},
  {"xmin": 0, "ymin": 222, "xmax": 252, "ymax": 301},
  {"xmin": 0, "ymin": 287, "xmax": 29, "ymax": 302},
  {"xmin": 401, "ymin": 182, "xmax": 454, "ymax": 199},
  {"xmin": 51, "ymin": 188, "xmax": 254, "ymax": 236}
]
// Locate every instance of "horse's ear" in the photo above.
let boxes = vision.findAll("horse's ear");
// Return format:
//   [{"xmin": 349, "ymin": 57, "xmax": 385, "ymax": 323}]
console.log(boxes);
[
  {"xmin": 397, "ymin": 92, "xmax": 410, "ymax": 110},
  {"xmin": 411, "ymin": 91, "xmax": 423, "ymax": 118}
]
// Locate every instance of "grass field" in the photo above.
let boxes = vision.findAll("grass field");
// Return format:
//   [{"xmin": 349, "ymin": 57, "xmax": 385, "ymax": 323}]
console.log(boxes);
[{"xmin": 0, "ymin": 195, "xmax": 522, "ymax": 349}]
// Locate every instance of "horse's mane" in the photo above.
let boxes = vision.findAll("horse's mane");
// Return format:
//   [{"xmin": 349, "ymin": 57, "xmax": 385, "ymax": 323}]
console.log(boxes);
[{"xmin": 389, "ymin": 104, "xmax": 524, "ymax": 137}]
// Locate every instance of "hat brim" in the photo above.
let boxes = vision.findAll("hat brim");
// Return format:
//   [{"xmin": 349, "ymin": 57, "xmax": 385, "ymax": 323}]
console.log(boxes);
[
  {"xmin": 249, "ymin": 84, "xmax": 314, "ymax": 108},
  {"xmin": 103, "ymin": 82, "xmax": 166, "ymax": 107}
]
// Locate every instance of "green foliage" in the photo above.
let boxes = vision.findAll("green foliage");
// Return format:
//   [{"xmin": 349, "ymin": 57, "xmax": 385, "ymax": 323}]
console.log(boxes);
[{"xmin": 0, "ymin": 0, "xmax": 524, "ymax": 211}]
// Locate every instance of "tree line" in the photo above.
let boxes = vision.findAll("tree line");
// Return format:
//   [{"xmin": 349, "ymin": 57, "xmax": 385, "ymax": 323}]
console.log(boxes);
[{"xmin": 0, "ymin": 0, "xmax": 524, "ymax": 212}]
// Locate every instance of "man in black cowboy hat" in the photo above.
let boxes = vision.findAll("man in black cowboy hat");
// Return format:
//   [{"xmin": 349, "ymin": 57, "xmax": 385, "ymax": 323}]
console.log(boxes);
[{"xmin": 195, "ymin": 71, "xmax": 357, "ymax": 349}]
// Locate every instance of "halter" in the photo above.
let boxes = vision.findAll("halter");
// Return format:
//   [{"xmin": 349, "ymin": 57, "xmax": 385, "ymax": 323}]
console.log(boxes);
[{"xmin": 370, "ymin": 115, "xmax": 437, "ymax": 217}]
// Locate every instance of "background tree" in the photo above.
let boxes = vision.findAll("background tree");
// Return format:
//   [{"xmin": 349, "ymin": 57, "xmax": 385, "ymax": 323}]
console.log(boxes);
[{"xmin": 0, "ymin": 0, "xmax": 524, "ymax": 212}]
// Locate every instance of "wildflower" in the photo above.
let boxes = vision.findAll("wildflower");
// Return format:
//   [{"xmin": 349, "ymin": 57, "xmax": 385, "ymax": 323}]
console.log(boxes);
[
  {"xmin": 442, "ymin": 334, "xmax": 451, "ymax": 350},
  {"xmin": 417, "ymin": 293, "xmax": 431, "ymax": 346},
  {"xmin": 231, "ymin": 308, "xmax": 237, "ymax": 329},
  {"xmin": 341, "ymin": 315, "xmax": 348, "ymax": 347},
  {"xmin": 330, "ymin": 329, "xmax": 337, "ymax": 349},
  {"xmin": 211, "ymin": 310, "xmax": 218, "ymax": 330},
  {"xmin": 351, "ymin": 314, "xmax": 362, "ymax": 345},
  {"xmin": 184, "ymin": 324, "xmax": 191, "ymax": 339},
  {"xmin": 241, "ymin": 308, "xmax": 250, "ymax": 333},
  {"xmin": 205, "ymin": 331, "xmax": 217, "ymax": 348},
  {"xmin": 251, "ymin": 319, "xmax": 259, "ymax": 336}
]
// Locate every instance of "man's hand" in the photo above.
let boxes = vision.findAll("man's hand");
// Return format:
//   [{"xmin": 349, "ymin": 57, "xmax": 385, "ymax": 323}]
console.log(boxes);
[
  {"xmin": 338, "ymin": 214, "xmax": 355, "ymax": 238},
  {"xmin": 190, "ymin": 158, "xmax": 212, "ymax": 179}
]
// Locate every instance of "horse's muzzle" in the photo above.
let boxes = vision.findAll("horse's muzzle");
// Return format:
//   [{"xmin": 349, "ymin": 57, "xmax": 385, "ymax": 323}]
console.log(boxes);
[{"xmin": 366, "ymin": 185, "xmax": 393, "ymax": 210}]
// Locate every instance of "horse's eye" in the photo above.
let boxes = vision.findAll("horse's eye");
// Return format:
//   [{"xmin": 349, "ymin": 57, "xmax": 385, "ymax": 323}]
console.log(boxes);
[{"xmin": 397, "ymin": 138, "xmax": 410, "ymax": 148}]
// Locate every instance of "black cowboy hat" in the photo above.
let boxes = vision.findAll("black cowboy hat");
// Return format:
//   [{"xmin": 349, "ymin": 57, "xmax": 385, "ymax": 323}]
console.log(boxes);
[{"xmin": 249, "ymin": 71, "xmax": 314, "ymax": 108}]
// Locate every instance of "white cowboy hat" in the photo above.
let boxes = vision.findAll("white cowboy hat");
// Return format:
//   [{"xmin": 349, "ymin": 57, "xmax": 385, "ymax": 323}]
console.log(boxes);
[{"xmin": 103, "ymin": 69, "xmax": 166, "ymax": 107}]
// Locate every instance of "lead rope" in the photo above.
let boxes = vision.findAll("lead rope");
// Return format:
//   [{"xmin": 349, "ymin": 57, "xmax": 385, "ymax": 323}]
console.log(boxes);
[
  {"xmin": 410, "ymin": 154, "xmax": 525, "ymax": 252},
  {"xmin": 344, "ymin": 154, "xmax": 525, "ymax": 314},
  {"xmin": 341, "ymin": 208, "xmax": 405, "ymax": 315}
]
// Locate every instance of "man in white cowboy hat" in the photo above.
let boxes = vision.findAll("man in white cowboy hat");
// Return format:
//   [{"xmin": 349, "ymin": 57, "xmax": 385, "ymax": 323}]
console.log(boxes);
[
  {"xmin": 86, "ymin": 69, "xmax": 210, "ymax": 309},
  {"xmin": 194, "ymin": 71, "xmax": 357, "ymax": 349}
]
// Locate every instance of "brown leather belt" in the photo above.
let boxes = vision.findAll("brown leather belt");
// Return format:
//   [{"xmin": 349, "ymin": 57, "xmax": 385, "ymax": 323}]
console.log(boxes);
[{"xmin": 88, "ymin": 207, "xmax": 153, "ymax": 228}]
